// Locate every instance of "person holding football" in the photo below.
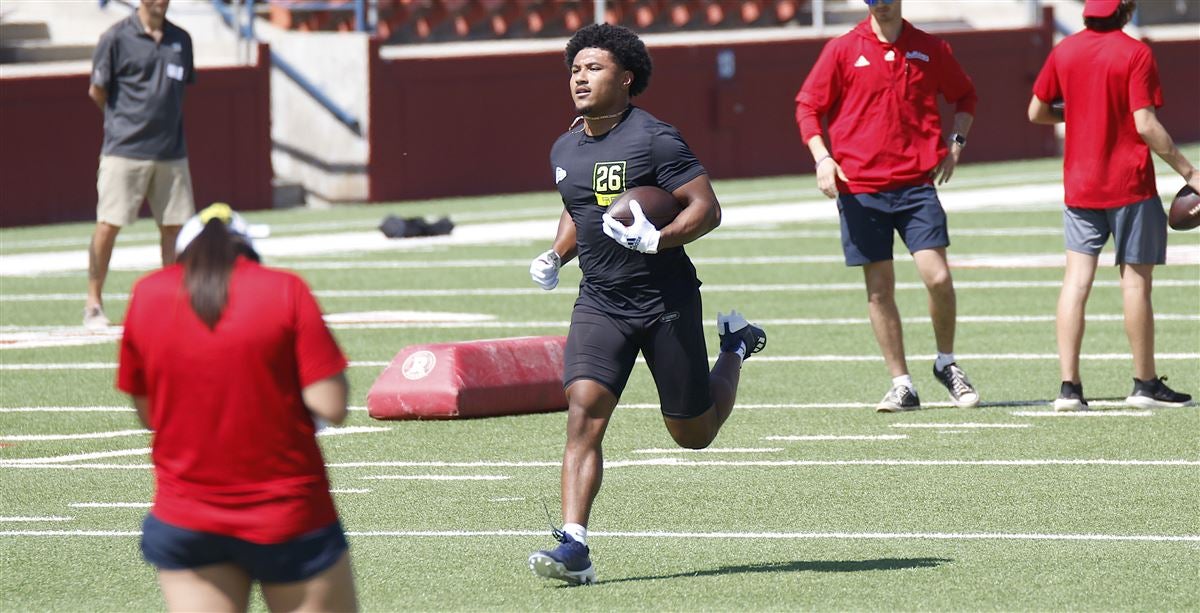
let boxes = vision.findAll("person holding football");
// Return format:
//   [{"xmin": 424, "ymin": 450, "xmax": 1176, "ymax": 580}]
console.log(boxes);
[
  {"xmin": 1028, "ymin": 0, "xmax": 1198, "ymax": 410},
  {"xmin": 525, "ymin": 23, "xmax": 767, "ymax": 585}
]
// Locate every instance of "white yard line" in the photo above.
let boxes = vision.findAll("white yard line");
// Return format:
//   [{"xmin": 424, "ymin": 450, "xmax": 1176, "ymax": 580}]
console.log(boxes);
[
  {"xmin": 890, "ymin": 423, "xmax": 1031, "ymax": 429},
  {"xmin": 0, "ymin": 429, "xmax": 148, "ymax": 442},
  {"xmin": 3, "ymin": 352, "xmax": 1196, "ymax": 371},
  {"xmin": 5, "ymin": 278, "xmax": 1199, "ymax": 303},
  {"xmin": 0, "ymin": 516, "xmax": 72, "ymax": 522},
  {"xmin": 764, "ymin": 435, "xmax": 908, "ymax": 441},
  {"xmin": 69, "ymin": 503, "xmax": 151, "ymax": 508},
  {"xmin": 4, "ymin": 457, "xmax": 1196, "ymax": 471},
  {"xmin": 330, "ymin": 489, "xmax": 372, "ymax": 494},
  {"xmin": 316, "ymin": 426, "xmax": 391, "ymax": 437},
  {"xmin": 631, "ymin": 447, "xmax": 783, "ymax": 454},
  {"xmin": 360, "ymin": 475, "xmax": 511, "ymax": 481},
  {"xmin": 0, "ymin": 406, "xmax": 134, "ymax": 413},
  {"xmin": 1, "ymin": 448, "xmax": 150, "ymax": 464},
  {"xmin": 1010, "ymin": 410, "xmax": 1155, "ymax": 417},
  {"xmin": 3, "ymin": 529, "xmax": 1196, "ymax": 543}
]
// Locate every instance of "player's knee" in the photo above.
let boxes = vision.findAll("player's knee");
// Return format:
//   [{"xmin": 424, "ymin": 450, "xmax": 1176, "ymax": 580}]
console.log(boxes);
[{"xmin": 925, "ymin": 271, "xmax": 954, "ymax": 296}]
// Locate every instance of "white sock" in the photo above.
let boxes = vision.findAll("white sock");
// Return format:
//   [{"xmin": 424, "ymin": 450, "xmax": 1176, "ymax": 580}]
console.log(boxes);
[
  {"xmin": 935, "ymin": 352, "xmax": 956, "ymax": 371},
  {"xmin": 892, "ymin": 374, "xmax": 914, "ymax": 390},
  {"xmin": 562, "ymin": 522, "xmax": 588, "ymax": 546},
  {"xmin": 734, "ymin": 342, "xmax": 747, "ymax": 361}
]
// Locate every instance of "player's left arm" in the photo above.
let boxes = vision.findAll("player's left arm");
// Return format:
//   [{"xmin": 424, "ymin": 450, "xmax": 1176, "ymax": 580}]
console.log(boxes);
[
  {"xmin": 654, "ymin": 174, "xmax": 720, "ymax": 249},
  {"xmin": 1134, "ymin": 106, "xmax": 1200, "ymax": 193},
  {"xmin": 931, "ymin": 41, "xmax": 977, "ymax": 185}
]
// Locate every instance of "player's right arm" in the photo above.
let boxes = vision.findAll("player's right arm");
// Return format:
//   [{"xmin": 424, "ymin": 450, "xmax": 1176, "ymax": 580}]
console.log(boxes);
[
  {"xmin": 530, "ymin": 209, "xmax": 577, "ymax": 290},
  {"xmin": 89, "ymin": 30, "xmax": 114, "ymax": 111},
  {"xmin": 1134, "ymin": 106, "xmax": 1200, "ymax": 193},
  {"xmin": 796, "ymin": 40, "xmax": 846, "ymax": 199}
]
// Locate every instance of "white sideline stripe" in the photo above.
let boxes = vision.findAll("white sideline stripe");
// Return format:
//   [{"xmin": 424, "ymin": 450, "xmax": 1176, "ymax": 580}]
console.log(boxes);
[
  {"xmin": 69, "ymin": 503, "xmax": 151, "ymax": 508},
  {"xmin": 632, "ymin": 447, "xmax": 783, "ymax": 454},
  {"xmin": 0, "ymin": 407, "xmax": 135, "ymax": 413},
  {"xmin": 330, "ymin": 489, "xmax": 372, "ymax": 494},
  {"xmin": 5, "ymin": 278, "xmax": 1198, "ymax": 303},
  {"xmin": 316, "ymin": 426, "xmax": 390, "ymax": 437},
  {"xmin": 4, "ymin": 313, "xmax": 1195, "ymax": 341},
  {"xmin": 360, "ymin": 475, "xmax": 511, "ymax": 481},
  {"xmin": 490, "ymin": 497, "xmax": 525, "ymax": 502},
  {"xmin": 3, "ymin": 352, "xmax": 1196, "ymax": 371},
  {"xmin": 2, "ymin": 448, "xmax": 150, "ymax": 464},
  {"xmin": 764, "ymin": 435, "xmax": 908, "ymax": 441},
  {"xmin": 4, "ymin": 458, "xmax": 1196, "ymax": 471},
  {"xmin": 891, "ymin": 423, "xmax": 1031, "ymax": 429},
  {"xmin": 1011, "ymin": 410, "xmax": 1154, "ymax": 417},
  {"xmin": 4, "ymin": 529, "xmax": 1197, "ymax": 543},
  {"xmin": 0, "ymin": 517, "xmax": 72, "ymax": 522},
  {"xmin": 0, "ymin": 429, "xmax": 148, "ymax": 442}
]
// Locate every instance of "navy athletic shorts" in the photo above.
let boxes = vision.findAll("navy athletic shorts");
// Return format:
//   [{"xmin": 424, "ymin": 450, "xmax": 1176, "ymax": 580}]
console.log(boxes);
[
  {"xmin": 563, "ymin": 291, "xmax": 713, "ymax": 419},
  {"xmin": 836, "ymin": 184, "xmax": 950, "ymax": 266},
  {"xmin": 141, "ymin": 513, "xmax": 348, "ymax": 583}
]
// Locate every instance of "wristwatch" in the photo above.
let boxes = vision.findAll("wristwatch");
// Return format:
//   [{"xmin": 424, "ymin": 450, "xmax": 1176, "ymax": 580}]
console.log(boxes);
[{"xmin": 949, "ymin": 133, "xmax": 967, "ymax": 148}]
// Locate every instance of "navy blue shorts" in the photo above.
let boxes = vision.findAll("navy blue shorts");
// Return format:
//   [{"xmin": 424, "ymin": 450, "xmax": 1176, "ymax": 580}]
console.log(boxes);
[
  {"xmin": 836, "ymin": 184, "xmax": 950, "ymax": 266},
  {"xmin": 141, "ymin": 513, "xmax": 348, "ymax": 583},
  {"xmin": 563, "ymin": 291, "xmax": 713, "ymax": 419}
]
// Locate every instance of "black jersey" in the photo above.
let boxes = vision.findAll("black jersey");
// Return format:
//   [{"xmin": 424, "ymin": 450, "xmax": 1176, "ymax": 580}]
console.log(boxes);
[{"xmin": 550, "ymin": 106, "xmax": 707, "ymax": 317}]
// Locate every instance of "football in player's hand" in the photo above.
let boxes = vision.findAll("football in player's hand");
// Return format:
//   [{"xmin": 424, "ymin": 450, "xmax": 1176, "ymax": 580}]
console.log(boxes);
[
  {"xmin": 608, "ymin": 186, "xmax": 683, "ymax": 229},
  {"xmin": 1168, "ymin": 185, "xmax": 1200, "ymax": 231}
]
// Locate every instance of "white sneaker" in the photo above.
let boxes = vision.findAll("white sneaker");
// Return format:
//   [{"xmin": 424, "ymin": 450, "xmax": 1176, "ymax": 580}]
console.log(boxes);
[
  {"xmin": 876, "ymin": 385, "xmax": 920, "ymax": 412},
  {"xmin": 83, "ymin": 305, "xmax": 110, "ymax": 330}
]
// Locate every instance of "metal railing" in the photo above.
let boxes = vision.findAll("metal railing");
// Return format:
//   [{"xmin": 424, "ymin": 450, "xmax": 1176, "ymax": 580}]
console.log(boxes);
[{"xmin": 210, "ymin": 0, "xmax": 363, "ymax": 135}]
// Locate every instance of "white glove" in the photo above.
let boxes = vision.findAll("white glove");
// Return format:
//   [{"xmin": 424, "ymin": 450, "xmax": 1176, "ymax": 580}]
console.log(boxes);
[
  {"xmin": 529, "ymin": 249, "xmax": 562, "ymax": 290},
  {"xmin": 602, "ymin": 200, "xmax": 661, "ymax": 254}
]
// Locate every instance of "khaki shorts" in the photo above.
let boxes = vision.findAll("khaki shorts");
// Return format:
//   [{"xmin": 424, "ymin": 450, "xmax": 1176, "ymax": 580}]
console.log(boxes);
[{"xmin": 96, "ymin": 155, "xmax": 195, "ymax": 227}]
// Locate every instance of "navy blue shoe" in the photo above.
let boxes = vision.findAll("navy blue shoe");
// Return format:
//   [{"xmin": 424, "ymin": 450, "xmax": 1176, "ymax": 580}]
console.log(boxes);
[{"xmin": 528, "ymin": 530, "xmax": 595, "ymax": 585}]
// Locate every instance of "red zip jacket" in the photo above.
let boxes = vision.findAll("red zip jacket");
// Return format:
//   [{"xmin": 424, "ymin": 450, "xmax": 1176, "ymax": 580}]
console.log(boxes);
[{"xmin": 796, "ymin": 19, "xmax": 977, "ymax": 194}]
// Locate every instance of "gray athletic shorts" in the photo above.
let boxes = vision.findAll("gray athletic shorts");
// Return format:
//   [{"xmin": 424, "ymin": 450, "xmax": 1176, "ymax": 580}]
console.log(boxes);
[{"xmin": 1063, "ymin": 196, "xmax": 1166, "ymax": 265}]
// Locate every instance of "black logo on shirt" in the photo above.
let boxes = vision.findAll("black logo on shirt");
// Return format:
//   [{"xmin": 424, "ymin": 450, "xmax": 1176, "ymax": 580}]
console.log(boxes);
[{"xmin": 593, "ymin": 161, "xmax": 627, "ymax": 207}]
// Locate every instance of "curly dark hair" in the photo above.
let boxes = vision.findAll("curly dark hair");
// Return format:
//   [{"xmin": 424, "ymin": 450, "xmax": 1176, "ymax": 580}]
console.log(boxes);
[
  {"xmin": 1085, "ymin": 0, "xmax": 1136, "ymax": 32},
  {"xmin": 564, "ymin": 23, "xmax": 653, "ymax": 97}
]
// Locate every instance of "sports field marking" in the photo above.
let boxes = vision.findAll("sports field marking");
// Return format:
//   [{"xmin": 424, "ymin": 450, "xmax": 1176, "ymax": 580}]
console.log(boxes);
[
  {"xmin": 938, "ymin": 430, "xmax": 969, "ymax": 434},
  {"xmin": 330, "ymin": 489, "xmax": 372, "ymax": 494},
  {"xmin": 69, "ymin": 503, "xmax": 151, "ymax": 508},
  {"xmin": 2, "ymin": 448, "xmax": 149, "ymax": 464},
  {"xmin": 1010, "ymin": 410, "xmax": 1155, "ymax": 417},
  {"xmin": 5, "ymin": 529, "xmax": 1197, "ymax": 543},
  {"xmin": 6, "ymin": 278, "xmax": 1199, "ymax": 303},
  {"xmin": 360, "ymin": 475, "xmax": 512, "ymax": 481},
  {"xmin": 632, "ymin": 447, "xmax": 783, "ymax": 454},
  {"xmin": 321, "ymin": 310, "xmax": 495, "ymax": 323},
  {"xmin": 763, "ymin": 435, "xmax": 908, "ymax": 441},
  {"xmin": 5, "ymin": 458, "xmax": 1196, "ymax": 471},
  {"xmin": 0, "ymin": 517, "xmax": 73, "ymax": 522},
  {"xmin": 890, "ymin": 423, "xmax": 1031, "ymax": 429},
  {"xmin": 316, "ymin": 426, "xmax": 391, "ymax": 437},
  {"xmin": 6, "ymin": 352, "xmax": 1195, "ymax": 372},
  {"xmin": 0, "ymin": 429, "xmax": 148, "ymax": 442},
  {"xmin": 0, "ymin": 406, "xmax": 135, "ymax": 413},
  {"xmin": 490, "ymin": 497, "xmax": 525, "ymax": 502}
]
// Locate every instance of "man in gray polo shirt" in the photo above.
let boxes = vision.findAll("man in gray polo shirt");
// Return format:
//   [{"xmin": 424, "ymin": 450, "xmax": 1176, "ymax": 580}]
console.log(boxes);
[{"xmin": 85, "ymin": 0, "xmax": 195, "ymax": 329}]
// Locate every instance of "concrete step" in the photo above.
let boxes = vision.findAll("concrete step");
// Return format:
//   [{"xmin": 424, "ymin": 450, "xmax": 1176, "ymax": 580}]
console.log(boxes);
[
  {"xmin": 0, "ymin": 41, "xmax": 94, "ymax": 64},
  {"xmin": 0, "ymin": 21, "xmax": 50, "ymax": 42}
]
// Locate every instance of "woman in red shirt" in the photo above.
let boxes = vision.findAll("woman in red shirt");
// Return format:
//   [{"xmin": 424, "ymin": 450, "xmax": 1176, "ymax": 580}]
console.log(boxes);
[{"xmin": 118, "ymin": 204, "xmax": 357, "ymax": 612}]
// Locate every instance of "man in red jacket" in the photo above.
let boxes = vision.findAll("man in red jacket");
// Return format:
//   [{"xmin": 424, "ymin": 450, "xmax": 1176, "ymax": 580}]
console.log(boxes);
[
  {"xmin": 795, "ymin": 0, "xmax": 979, "ymax": 412},
  {"xmin": 1029, "ymin": 0, "xmax": 1196, "ymax": 411}
]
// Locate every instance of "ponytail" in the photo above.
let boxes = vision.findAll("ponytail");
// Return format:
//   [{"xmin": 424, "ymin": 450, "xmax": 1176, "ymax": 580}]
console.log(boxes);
[{"xmin": 178, "ymin": 219, "xmax": 259, "ymax": 329}]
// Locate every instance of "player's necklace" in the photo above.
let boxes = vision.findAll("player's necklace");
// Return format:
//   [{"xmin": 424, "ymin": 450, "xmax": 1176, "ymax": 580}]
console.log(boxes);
[{"xmin": 570, "ymin": 106, "xmax": 630, "ymax": 135}]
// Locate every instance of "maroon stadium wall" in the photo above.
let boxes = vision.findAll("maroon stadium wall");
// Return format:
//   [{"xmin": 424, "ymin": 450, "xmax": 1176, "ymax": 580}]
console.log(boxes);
[
  {"xmin": 368, "ymin": 21, "xmax": 1065, "ymax": 202},
  {"xmin": 1148, "ymin": 39, "xmax": 1200, "ymax": 144},
  {"xmin": 0, "ymin": 44, "xmax": 272, "ymax": 228}
]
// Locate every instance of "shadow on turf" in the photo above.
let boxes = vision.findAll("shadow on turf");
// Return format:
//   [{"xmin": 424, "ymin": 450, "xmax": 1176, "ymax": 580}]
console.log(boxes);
[{"xmin": 598, "ymin": 557, "xmax": 951, "ymax": 585}]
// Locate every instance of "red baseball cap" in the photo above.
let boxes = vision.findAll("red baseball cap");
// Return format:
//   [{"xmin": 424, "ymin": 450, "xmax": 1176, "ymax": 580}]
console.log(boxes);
[{"xmin": 1083, "ymin": 0, "xmax": 1122, "ymax": 17}]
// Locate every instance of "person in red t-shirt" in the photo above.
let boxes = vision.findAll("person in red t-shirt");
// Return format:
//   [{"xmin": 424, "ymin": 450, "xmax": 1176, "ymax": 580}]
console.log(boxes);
[
  {"xmin": 1029, "ymin": 0, "xmax": 1197, "ymax": 411},
  {"xmin": 795, "ymin": 0, "xmax": 980, "ymax": 413},
  {"xmin": 118, "ymin": 203, "xmax": 358, "ymax": 612}
]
